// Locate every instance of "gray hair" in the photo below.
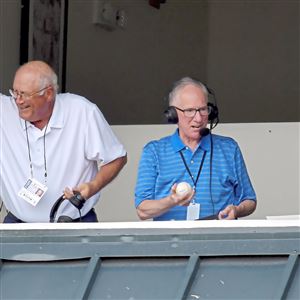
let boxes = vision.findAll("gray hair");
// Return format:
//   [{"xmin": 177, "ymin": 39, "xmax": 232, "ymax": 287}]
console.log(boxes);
[
  {"xmin": 168, "ymin": 77, "xmax": 208, "ymax": 106},
  {"xmin": 19, "ymin": 61, "xmax": 59, "ymax": 94},
  {"xmin": 40, "ymin": 71, "xmax": 58, "ymax": 94}
]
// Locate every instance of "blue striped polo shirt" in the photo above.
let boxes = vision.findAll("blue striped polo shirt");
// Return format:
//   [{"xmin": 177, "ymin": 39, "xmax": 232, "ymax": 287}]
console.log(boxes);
[{"xmin": 135, "ymin": 129, "xmax": 256, "ymax": 220}]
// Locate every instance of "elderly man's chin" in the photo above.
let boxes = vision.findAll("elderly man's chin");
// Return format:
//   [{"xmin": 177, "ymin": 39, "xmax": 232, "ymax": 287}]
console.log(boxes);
[
  {"xmin": 189, "ymin": 131, "xmax": 201, "ymax": 141},
  {"xmin": 19, "ymin": 110, "xmax": 34, "ymax": 122}
]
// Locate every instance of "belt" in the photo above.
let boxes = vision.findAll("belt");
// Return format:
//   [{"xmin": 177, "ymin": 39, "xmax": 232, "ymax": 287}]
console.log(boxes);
[
  {"xmin": 6, "ymin": 211, "xmax": 25, "ymax": 223},
  {"xmin": 5, "ymin": 209, "xmax": 96, "ymax": 223}
]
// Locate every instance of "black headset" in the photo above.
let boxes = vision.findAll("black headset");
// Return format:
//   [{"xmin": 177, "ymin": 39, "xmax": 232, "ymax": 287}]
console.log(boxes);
[
  {"xmin": 49, "ymin": 192, "xmax": 85, "ymax": 222},
  {"xmin": 164, "ymin": 84, "xmax": 219, "ymax": 128}
]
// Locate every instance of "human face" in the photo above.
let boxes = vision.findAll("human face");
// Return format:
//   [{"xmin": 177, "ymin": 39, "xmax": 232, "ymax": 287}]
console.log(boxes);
[
  {"xmin": 12, "ymin": 68, "xmax": 53, "ymax": 127},
  {"xmin": 173, "ymin": 84, "xmax": 209, "ymax": 147}
]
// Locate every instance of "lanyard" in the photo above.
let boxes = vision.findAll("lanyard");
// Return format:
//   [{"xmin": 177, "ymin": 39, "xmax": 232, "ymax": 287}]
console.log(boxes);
[
  {"xmin": 179, "ymin": 149, "xmax": 207, "ymax": 192},
  {"xmin": 25, "ymin": 121, "xmax": 49, "ymax": 183}
]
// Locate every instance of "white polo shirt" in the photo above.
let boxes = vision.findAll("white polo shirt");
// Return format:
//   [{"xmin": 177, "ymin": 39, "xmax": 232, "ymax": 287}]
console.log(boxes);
[{"xmin": 0, "ymin": 93, "xmax": 126, "ymax": 222}]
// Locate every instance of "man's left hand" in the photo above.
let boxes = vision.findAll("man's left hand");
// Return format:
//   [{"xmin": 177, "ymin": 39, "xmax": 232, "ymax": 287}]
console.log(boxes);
[{"xmin": 218, "ymin": 204, "xmax": 237, "ymax": 220}]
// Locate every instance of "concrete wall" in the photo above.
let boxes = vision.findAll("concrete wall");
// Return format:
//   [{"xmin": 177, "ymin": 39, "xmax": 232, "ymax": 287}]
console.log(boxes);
[
  {"xmin": 1, "ymin": 1, "xmax": 299, "ymax": 122},
  {"xmin": 66, "ymin": 0, "xmax": 299, "ymax": 124},
  {"xmin": 66, "ymin": 0, "xmax": 209, "ymax": 124},
  {"xmin": 206, "ymin": 0, "xmax": 299, "ymax": 123}
]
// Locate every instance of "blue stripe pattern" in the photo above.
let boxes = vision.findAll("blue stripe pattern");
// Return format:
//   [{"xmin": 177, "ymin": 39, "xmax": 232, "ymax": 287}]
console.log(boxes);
[{"xmin": 135, "ymin": 130, "xmax": 256, "ymax": 220}]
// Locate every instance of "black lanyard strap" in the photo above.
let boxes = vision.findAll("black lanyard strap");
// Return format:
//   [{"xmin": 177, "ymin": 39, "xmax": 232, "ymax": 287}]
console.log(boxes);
[{"xmin": 179, "ymin": 150, "xmax": 207, "ymax": 192}]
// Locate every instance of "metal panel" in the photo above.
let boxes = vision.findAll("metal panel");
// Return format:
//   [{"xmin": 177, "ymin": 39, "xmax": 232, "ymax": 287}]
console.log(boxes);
[
  {"xmin": 188, "ymin": 256, "xmax": 290, "ymax": 299},
  {"xmin": 0, "ymin": 221, "xmax": 299, "ymax": 299},
  {"xmin": 0, "ymin": 259, "xmax": 89, "ymax": 299}
]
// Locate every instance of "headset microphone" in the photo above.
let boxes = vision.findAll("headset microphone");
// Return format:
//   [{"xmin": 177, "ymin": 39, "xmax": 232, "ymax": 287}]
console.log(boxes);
[{"xmin": 200, "ymin": 128, "xmax": 210, "ymax": 137}]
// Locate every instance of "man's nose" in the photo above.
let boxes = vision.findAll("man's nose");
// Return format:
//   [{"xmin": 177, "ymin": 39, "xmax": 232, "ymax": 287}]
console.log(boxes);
[
  {"xmin": 15, "ymin": 94, "xmax": 25, "ymax": 104},
  {"xmin": 193, "ymin": 110, "xmax": 203, "ymax": 121}
]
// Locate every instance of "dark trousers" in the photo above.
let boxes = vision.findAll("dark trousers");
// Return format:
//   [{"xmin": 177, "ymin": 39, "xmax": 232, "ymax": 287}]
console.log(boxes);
[{"xmin": 3, "ymin": 209, "xmax": 98, "ymax": 223}]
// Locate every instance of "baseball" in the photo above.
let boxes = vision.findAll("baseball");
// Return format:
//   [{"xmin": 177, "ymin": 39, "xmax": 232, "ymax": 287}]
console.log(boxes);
[{"xmin": 176, "ymin": 182, "xmax": 192, "ymax": 197}]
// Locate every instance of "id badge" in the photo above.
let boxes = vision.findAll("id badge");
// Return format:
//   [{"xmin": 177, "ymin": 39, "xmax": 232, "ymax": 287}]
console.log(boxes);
[
  {"xmin": 18, "ymin": 178, "xmax": 48, "ymax": 206},
  {"xmin": 186, "ymin": 203, "xmax": 200, "ymax": 220}
]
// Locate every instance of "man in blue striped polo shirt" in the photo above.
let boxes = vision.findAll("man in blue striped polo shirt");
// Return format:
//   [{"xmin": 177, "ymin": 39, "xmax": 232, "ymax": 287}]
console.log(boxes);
[{"xmin": 135, "ymin": 77, "xmax": 256, "ymax": 221}]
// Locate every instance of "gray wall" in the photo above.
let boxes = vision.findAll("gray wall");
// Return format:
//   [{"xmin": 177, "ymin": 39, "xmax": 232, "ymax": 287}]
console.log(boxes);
[
  {"xmin": 66, "ymin": 0, "xmax": 299, "ymax": 125},
  {"xmin": 206, "ymin": 0, "xmax": 299, "ymax": 123},
  {"xmin": 66, "ymin": 0, "xmax": 209, "ymax": 124},
  {"xmin": 1, "ymin": 1, "xmax": 299, "ymax": 123}
]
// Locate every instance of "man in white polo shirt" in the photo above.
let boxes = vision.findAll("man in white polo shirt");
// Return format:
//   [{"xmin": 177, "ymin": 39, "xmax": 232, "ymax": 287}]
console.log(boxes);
[{"xmin": 0, "ymin": 60, "xmax": 127, "ymax": 223}]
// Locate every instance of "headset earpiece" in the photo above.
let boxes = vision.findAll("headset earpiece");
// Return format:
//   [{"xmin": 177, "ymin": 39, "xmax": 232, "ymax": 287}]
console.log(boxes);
[
  {"xmin": 57, "ymin": 215, "xmax": 73, "ymax": 222},
  {"xmin": 208, "ymin": 102, "xmax": 219, "ymax": 122},
  {"xmin": 164, "ymin": 106, "xmax": 178, "ymax": 124},
  {"xmin": 164, "ymin": 81, "xmax": 219, "ymax": 126},
  {"xmin": 49, "ymin": 192, "xmax": 85, "ymax": 223}
]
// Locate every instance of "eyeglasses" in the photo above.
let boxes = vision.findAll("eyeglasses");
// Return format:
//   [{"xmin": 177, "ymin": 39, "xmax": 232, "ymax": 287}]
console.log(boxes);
[
  {"xmin": 9, "ymin": 86, "xmax": 50, "ymax": 101},
  {"xmin": 173, "ymin": 105, "xmax": 211, "ymax": 118}
]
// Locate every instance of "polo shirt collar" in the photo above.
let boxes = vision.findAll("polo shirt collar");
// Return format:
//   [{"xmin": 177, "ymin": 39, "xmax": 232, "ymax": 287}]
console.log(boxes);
[
  {"xmin": 21, "ymin": 95, "xmax": 64, "ymax": 130},
  {"xmin": 48, "ymin": 95, "xmax": 64, "ymax": 129},
  {"xmin": 170, "ymin": 129, "xmax": 185, "ymax": 152},
  {"xmin": 170, "ymin": 129, "xmax": 211, "ymax": 152},
  {"xmin": 199, "ymin": 132, "xmax": 211, "ymax": 151}
]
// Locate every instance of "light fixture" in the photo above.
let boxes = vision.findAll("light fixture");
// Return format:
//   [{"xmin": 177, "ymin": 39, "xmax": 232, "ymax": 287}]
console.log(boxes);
[{"xmin": 92, "ymin": 0, "xmax": 126, "ymax": 31}]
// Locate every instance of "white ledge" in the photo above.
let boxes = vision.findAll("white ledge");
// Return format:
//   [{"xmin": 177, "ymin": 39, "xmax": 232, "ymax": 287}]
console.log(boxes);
[{"xmin": 0, "ymin": 219, "xmax": 299, "ymax": 231}]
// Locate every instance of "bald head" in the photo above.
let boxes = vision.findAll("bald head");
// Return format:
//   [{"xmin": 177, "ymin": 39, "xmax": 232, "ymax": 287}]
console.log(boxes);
[
  {"xmin": 15, "ymin": 61, "xmax": 58, "ymax": 93},
  {"xmin": 168, "ymin": 77, "xmax": 208, "ymax": 106},
  {"xmin": 12, "ymin": 61, "xmax": 58, "ymax": 129}
]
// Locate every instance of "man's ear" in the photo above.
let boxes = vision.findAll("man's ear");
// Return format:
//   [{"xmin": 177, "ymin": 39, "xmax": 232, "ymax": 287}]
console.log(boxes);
[{"xmin": 45, "ymin": 86, "xmax": 55, "ymax": 102}]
